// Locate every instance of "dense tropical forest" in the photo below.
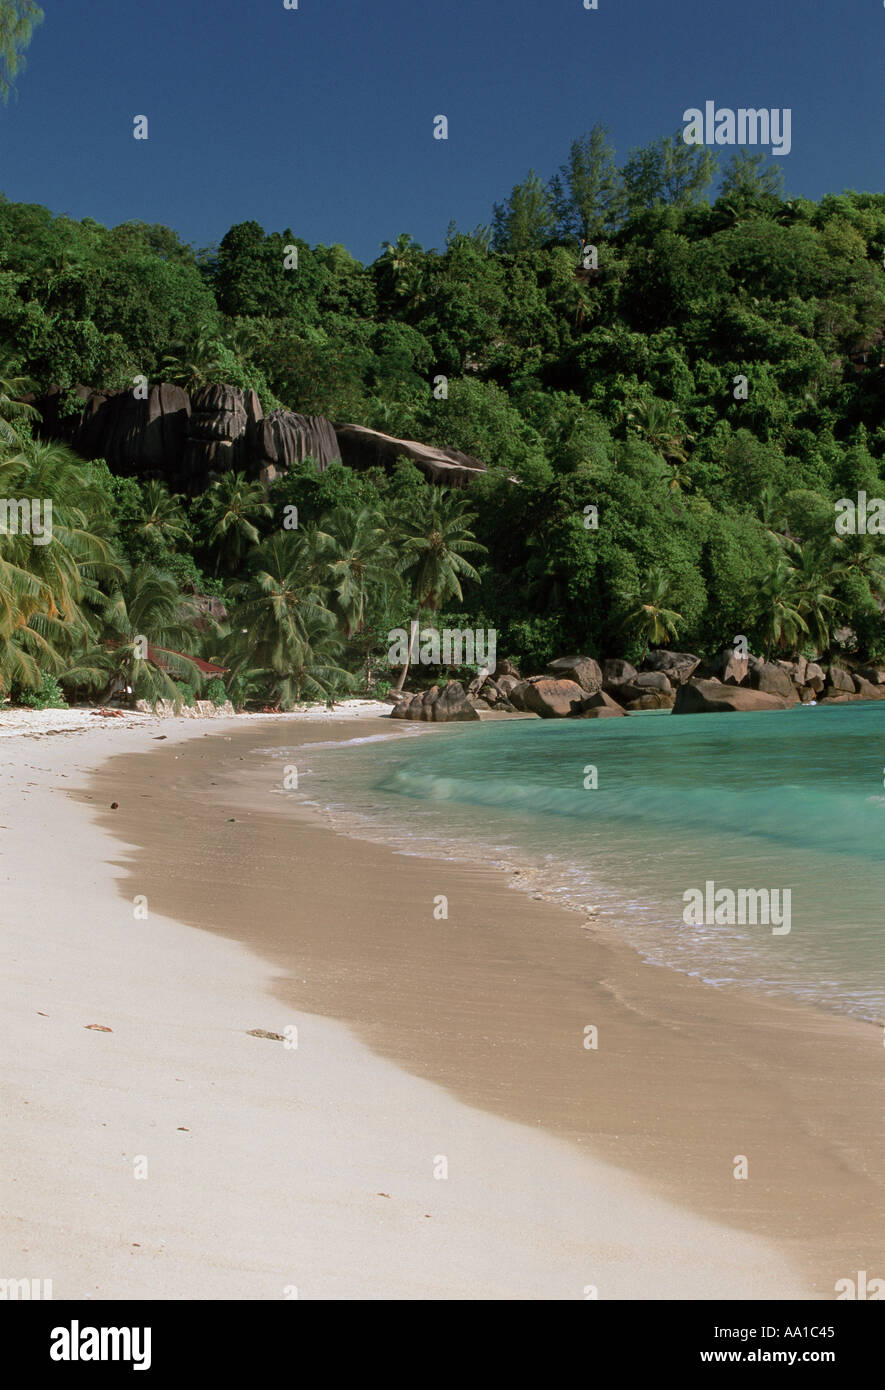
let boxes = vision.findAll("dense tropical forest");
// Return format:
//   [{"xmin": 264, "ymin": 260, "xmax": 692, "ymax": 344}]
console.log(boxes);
[{"xmin": 1, "ymin": 116, "xmax": 884, "ymax": 707}]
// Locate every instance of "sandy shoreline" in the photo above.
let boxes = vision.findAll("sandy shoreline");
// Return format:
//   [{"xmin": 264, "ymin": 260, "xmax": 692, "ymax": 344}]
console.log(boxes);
[{"xmin": 3, "ymin": 711, "xmax": 881, "ymax": 1298}]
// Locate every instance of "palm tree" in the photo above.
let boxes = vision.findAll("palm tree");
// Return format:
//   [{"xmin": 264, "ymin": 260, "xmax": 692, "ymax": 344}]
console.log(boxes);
[
  {"xmin": 318, "ymin": 504, "xmax": 400, "ymax": 690},
  {"xmin": 390, "ymin": 488, "xmax": 485, "ymax": 691},
  {"xmin": 262, "ymin": 608, "xmax": 351, "ymax": 708},
  {"xmin": 136, "ymin": 480, "xmax": 192, "ymax": 552},
  {"xmin": 227, "ymin": 531, "xmax": 349, "ymax": 709},
  {"xmin": 758, "ymin": 482, "xmax": 788, "ymax": 537},
  {"xmin": 756, "ymin": 556, "xmax": 810, "ymax": 657},
  {"xmin": 226, "ymin": 663, "xmax": 266, "ymax": 712},
  {"xmin": 0, "ymin": 353, "xmax": 40, "ymax": 445},
  {"xmin": 99, "ymin": 565, "xmax": 207, "ymax": 706},
  {"xmin": 160, "ymin": 330, "xmax": 226, "ymax": 391},
  {"xmin": 0, "ymin": 1, "xmax": 43, "ymax": 103},
  {"xmin": 831, "ymin": 533, "xmax": 885, "ymax": 605},
  {"xmin": 204, "ymin": 472, "xmax": 272, "ymax": 575},
  {"xmin": 625, "ymin": 397, "xmax": 695, "ymax": 466},
  {"xmin": 666, "ymin": 460, "xmax": 694, "ymax": 495},
  {"xmin": 626, "ymin": 567, "xmax": 683, "ymax": 659},
  {"xmin": 0, "ymin": 437, "xmax": 206, "ymax": 707},
  {"xmin": 779, "ymin": 537, "xmax": 838, "ymax": 655},
  {"xmin": 381, "ymin": 233, "xmax": 422, "ymax": 279},
  {"xmin": 524, "ymin": 525, "xmax": 574, "ymax": 613},
  {"xmin": 221, "ymin": 319, "xmax": 265, "ymax": 363},
  {"xmin": 321, "ymin": 504, "xmax": 397, "ymax": 638},
  {"xmin": 378, "ymin": 234, "xmax": 426, "ymax": 309},
  {"xmin": 0, "ymin": 555, "xmax": 51, "ymax": 692},
  {"xmin": 0, "ymin": 438, "xmax": 122, "ymax": 695}
]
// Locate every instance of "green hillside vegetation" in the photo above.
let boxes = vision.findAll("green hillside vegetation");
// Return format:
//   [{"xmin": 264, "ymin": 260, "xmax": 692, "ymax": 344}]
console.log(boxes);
[{"xmin": 1, "ymin": 127, "xmax": 884, "ymax": 707}]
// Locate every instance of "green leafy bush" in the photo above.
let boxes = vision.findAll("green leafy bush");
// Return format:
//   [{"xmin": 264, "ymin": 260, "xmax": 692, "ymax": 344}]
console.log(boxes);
[
  {"xmin": 17, "ymin": 673, "xmax": 68, "ymax": 710},
  {"xmin": 205, "ymin": 677, "xmax": 228, "ymax": 706}
]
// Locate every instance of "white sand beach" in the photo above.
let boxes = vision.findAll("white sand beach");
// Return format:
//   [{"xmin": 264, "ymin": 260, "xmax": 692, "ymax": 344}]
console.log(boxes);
[{"xmin": 0, "ymin": 710, "xmax": 830, "ymax": 1298}]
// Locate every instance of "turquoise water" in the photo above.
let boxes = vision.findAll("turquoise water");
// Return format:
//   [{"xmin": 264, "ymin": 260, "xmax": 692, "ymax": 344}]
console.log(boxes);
[{"xmin": 281, "ymin": 704, "xmax": 885, "ymax": 1019}]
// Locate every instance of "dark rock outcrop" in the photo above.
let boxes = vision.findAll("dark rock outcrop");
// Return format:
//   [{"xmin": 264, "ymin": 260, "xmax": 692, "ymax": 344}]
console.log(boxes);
[
  {"xmin": 493, "ymin": 658, "xmax": 521, "ymax": 680},
  {"xmin": 580, "ymin": 686, "xmax": 627, "ymax": 711},
  {"xmin": 642, "ymin": 651, "xmax": 700, "ymax": 685},
  {"xmin": 624, "ymin": 690, "xmax": 675, "ymax": 711},
  {"xmin": 189, "ymin": 590, "xmax": 228, "ymax": 631},
  {"xmin": 617, "ymin": 685, "xmax": 671, "ymax": 706},
  {"xmin": 36, "ymin": 382, "xmax": 192, "ymax": 477},
  {"xmin": 467, "ymin": 677, "xmax": 514, "ymax": 711},
  {"xmin": 182, "ymin": 384, "xmax": 263, "ymax": 482},
  {"xmin": 696, "ymin": 649, "xmax": 749, "ymax": 686},
  {"xmin": 614, "ymin": 675, "xmax": 671, "ymax": 705},
  {"xmin": 255, "ymin": 411, "xmax": 341, "ymax": 483},
  {"xmin": 777, "ymin": 656, "xmax": 807, "ymax": 687},
  {"xmin": 856, "ymin": 665, "xmax": 885, "ymax": 686},
  {"xmin": 602, "ymin": 659, "xmax": 638, "ymax": 691},
  {"xmin": 389, "ymin": 682, "xmax": 479, "ymax": 722},
  {"xmin": 748, "ymin": 662, "xmax": 798, "ymax": 702},
  {"xmin": 391, "ymin": 647, "xmax": 885, "ymax": 721},
  {"xmin": 546, "ymin": 655, "xmax": 603, "ymax": 693},
  {"xmin": 580, "ymin": 689, "xmax": 626, "ymax": 716},
  {"xmin": 37, "ymin": 381, "xmax": 266, "ymax": 488},
  {"xmin": 334, "ymin": 423, "xmax": 486, "ymax": 487},
  {"xmin": 626, "ymin": 671, "xmax": 672, "ymax": 694},
  {"xmin": 673, "ymin": 679, "xmax": 790, "ymax": 714},
  {"xmin": 510, "ymin": 677, "xmax": 587, "ymax": 718},
  {"xmin": 825, "ymin": 664, "xmax": 855, "ymax": 695},
  {"xmin": 852, "ymin": 676, "xmax": 885, "ymax": 700},
  {"xmin": 495, "ymin": 674, "xmax": 521, "ymax": 696},
  {"xmin": 35, "ymin": 382, "xmax": 489, "ymax": 493}
]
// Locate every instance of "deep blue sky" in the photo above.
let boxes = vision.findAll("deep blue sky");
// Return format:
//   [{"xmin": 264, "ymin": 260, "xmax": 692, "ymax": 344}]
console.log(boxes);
[{"xmin": 2, "ymin": 0, "xmax": 883, "ymax": 264}]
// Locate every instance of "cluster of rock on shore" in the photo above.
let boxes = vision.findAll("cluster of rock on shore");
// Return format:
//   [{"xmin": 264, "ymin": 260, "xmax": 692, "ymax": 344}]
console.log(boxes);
[{"xmin": 388, "ymin": 651, "xmax": 885, "ymax": 721}]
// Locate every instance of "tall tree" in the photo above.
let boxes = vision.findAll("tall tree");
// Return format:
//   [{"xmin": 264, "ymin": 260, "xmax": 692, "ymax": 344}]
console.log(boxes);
[
  {"xmin": 320, "ymin": 504, "xmax": 397, "ymax": 639},
  {"xmin": 627, "ymin": 567, "xmax": 683, "ymax": 658},
  {"xmin": 756, "ymin": 556, "xmax": 810, "ymax": 656},
  {"xmin": 0, "ymin": 0, "xmax": 42, "ymax": 103},
  {"xmin": 624, "ymin": 397, "xmax": 695, "ymax": 471},
  {"xmin": 0, "ymin": 352, "xmax": 39, "ymax": 444},
  {"xmin": 135, "ymin": 481, "xmax": 192, "ymax": 554},
  {"xmin": 622, "ymin": 131, "xmax": 717, "ymax": 216},
  {"xmin": 203, "ymin": 472, "xmax": 273, "ymax": 575},
  {"xmin": 99, "ymin": 566, "xmax": 207, "ymax": 707},
  {"xmin": 377, "ymin": 233, "xmax": 426, "ymax": 311},
  {"xmin": 160, "ymin": 330, "xmax": 226, "ymax": 391},
  {"xmin": 228, "ymin": 531, "xmax": 347, "ymax": 708},
  {"xmin": 719, "ymin": 150, "xmax": 785, "ymax": 207},
  {"xmin": 492, "ymin": 171, "xmax": 556, "ymax": 254},
  {"xmin": 548, "ymin": 125, "xmax": 624, "ymax": 244},
  {"xmin": 0, "ymin": 439, "xmax": 121, "ymax": 695},
  {"xmin": 391, "ymin": 489, "xmax": 485, "ymax": 691}
]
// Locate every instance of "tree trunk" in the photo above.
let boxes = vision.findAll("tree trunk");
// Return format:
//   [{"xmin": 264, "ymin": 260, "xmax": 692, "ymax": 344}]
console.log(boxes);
[{"xmin": 393, "ymin": 613, "xmax": 420, "ymax": 692}]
